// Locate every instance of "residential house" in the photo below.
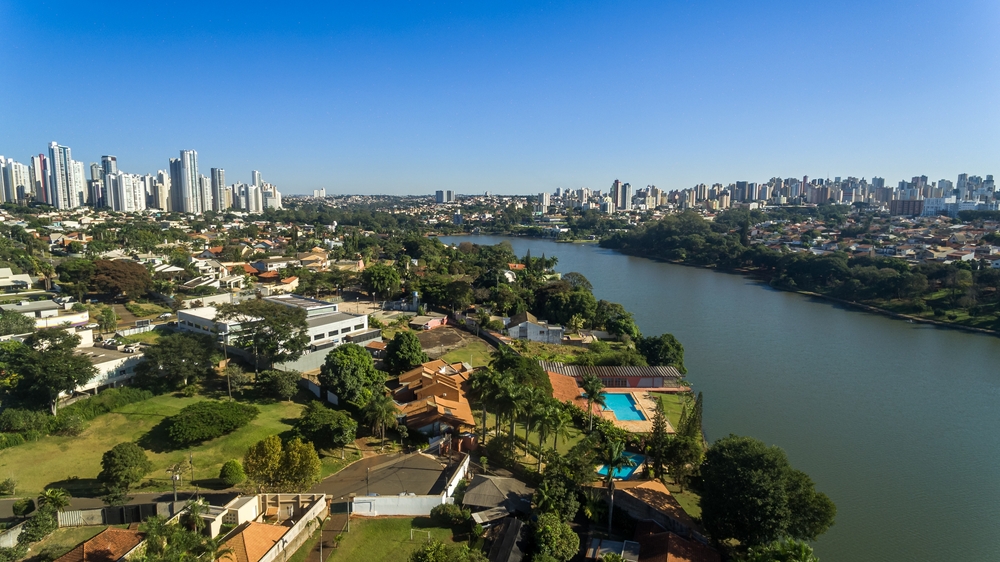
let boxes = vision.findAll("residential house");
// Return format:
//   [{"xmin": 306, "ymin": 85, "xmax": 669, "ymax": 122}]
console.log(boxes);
[
  {"xmin": 0, "ymin": 299, "xmax": 89, "ymax": 328},
  {"xmin": 541, "ymin": 361, "xmax": 683, "ymax": 390},
  {"xmin": 409, "ymin": 313, "xmax": 448, "ymax": 330},
  {"xmin": 252, "ymin": 256, "xmax": 300, "ymax": 273},
  {"xmin": 75, "ymin": 345, "xmax": 145, "ymax": 394},
  {"xmin": 394, "ymin": 359, "xmax": 476, "ymax": 435},
  {"xmin": 462, "ymin": 475, "xmax": 533, "ymax": 515},
  {"xmin": 0, "ymin": 267, "xmax": 32, "ymax": 292},
  {"xmin": 54, "ymin": 526, "xmax": 145, "ymax": 562},
  {"xmin": 632, "ymin": 520, "xmax": 721, "ymax": 562},
  {"xmin": 505, "ymin": 311, "xmax": 564, "ymax": 344}
]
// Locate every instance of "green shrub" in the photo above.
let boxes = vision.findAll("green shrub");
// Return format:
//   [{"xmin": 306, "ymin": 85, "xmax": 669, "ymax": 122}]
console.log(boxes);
[
  {"xmin": 167, "ymin": 401, "xmax": 260, "ymax": 446},
  {"xmin": 51, "ymin": 414, "xmax": 85, "ymax": 436},
  {"xmin": 59, "ymin": 387, "xmax": 154, "ymax": 422},
  {"xmin": 0, "ymin": 478, "xmax": 16, "ymax": 495},
  {"xmin": 0, "ymin": 433, "xmax": 26, "ymax": 451},
  {"xmin": 219, "ymin": 459, "xmax": 246, "ymax": 487},
  {"xmin": 11, "ymin": 498, "xmax": 33, "ymax": 518},
  {"xmin": 430, "ymin": 503, "xmax": 470, "ymax": 527},
  {"xmin": 0, "ymin": 409, "xmax": 51, "ymax": 434}
]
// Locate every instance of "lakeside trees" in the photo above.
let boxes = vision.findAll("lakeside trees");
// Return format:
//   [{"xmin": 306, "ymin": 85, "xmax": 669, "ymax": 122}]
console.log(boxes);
[{"xmin": 700, "ymin": 435, "xmax": 836, "ymax": 550}]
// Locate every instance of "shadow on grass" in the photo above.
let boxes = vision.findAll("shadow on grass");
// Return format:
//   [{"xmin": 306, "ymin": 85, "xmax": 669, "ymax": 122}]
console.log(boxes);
[
  {"xmin": 411, "ymin": 516, "xmax": 470, "ymax": 542},
  {"xmin": 136, "ymin": 417, "xmax": 178, "ymax": 453},
  {"xmin": 46, "ymin": 477, "xmax": 102, "ymax": 498}
]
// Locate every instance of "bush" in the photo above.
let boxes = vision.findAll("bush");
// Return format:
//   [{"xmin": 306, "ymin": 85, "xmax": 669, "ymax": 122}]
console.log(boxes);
[
  {"xmin": 0, "ymin": 478, "xmax": 16, "ymax": 495},
  {"xmin": 11, "ymin": 498, "xmax": 33, "ymax": 518},
  {"xmin": 0, "ymin": 433, "xmax": 26, "ymax": 451},
  {"xmin": 58, "ymin": 387, "xmax": 154, "ymax": 422},
  {"xmin": 0, "ymin": 409, "xmax": 51, "ymax": 434},
  {"xmin": 51, "ymin": 414, "xmax": 86, "ymax": 436},
  {"xmin": 219, "ymin": 459, "xmax": 247, "ymax": 487},
  {"xmin": 167, "ymin": 401, "xmax": 260, "ymax": 446},
  {"xmin": 430, "ymin": 503, "xmax": 470, "ymax": 527}
]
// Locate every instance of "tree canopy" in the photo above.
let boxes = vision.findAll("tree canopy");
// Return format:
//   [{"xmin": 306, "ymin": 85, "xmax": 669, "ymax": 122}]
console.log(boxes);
[
  {"xmin": 384, "ymin": 330, "xmax": 429, "ymax": 373},
  {"xmin": 93, "ymin": 259, "xmax": 152, "ymax": 297},
  {"xmin": 700, "ymin": 435, "xmax": 836, "ymax": 549},
  {"xmin": 2, "ymin": 329, "xmax": 96, "ymax": 414},
  {"xmin": 216, "ymin": 300, "xmax": 309, "ymax": 372},
  {"xmin": 135, "ymin": 332, "xmax": 216, "ymax": 390},
  {"xmin": 318, "ymin": 343, "xmax": 385, "ymax": 407}
]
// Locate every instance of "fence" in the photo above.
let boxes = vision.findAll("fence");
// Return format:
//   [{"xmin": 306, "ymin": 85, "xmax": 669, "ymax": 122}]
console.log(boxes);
[
  {"xmin": 351, "ymin": 495, "xmax": 451, "ymax": 517},
  {"xmin": 58, "ymin": 508, "xmax": 105, "ymax": 527},
  {"xmin": 0, "ymin": 522, "xmax": 24, "ymax": 548},
  {"xmin": 115, "ymin": 324, "xmax": 157, "ymax": 337},
  {"xmin": 257, "ymin": 495, "xmax": 327, "ymax": 562},
  {"xmin": 443, "ymin": 454, "xmax": 471, "ymax": 499}
]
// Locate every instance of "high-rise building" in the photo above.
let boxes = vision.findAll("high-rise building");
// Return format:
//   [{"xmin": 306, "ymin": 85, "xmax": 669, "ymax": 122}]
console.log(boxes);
[
  {"xmin": 538, "ymin": 192, "xmax": 551, "ymax": 208},
  {"xmin": 47, "ymin": 142, "xmax": 73, "ymax": 209},
  {"xmin": 169, "ymin": 150, "xmax": 200, "ymax": 213},
  {"xmin": 199, "ymin": 174, "xmax": 213, "ymax": 213},
  {"xmin": 29, "ymin": 155, "xmax": 45, "ymax": 203},
  {"xmin": 313, "ymin": 188, "xmax": 326, "ymax": 198},
  {"xmin": 610, "ymin": 180, "xmax": 623, "ymax": 209},
  {"xmin": 251, "ymin": 170, "xmax": 262, "ymax": 187},
  {"xmin": 211, "ymin": 168, "xmax": 226, "ymax": 212}
]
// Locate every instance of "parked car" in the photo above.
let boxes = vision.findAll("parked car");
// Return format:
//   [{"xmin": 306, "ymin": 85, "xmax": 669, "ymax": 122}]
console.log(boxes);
[
  {"xmin": 123, "ymin": 345, "xmax": 139, "ymax": 353},
  {"xmin": 84, "ymin": 323, "xmax": 99, "ymax": 329},
  {"xmin": 159, "ymin": 312, "xmax": 172, "ymax": 319}
]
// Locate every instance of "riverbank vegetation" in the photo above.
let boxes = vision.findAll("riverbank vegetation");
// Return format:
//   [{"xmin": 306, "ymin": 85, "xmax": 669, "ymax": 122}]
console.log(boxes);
[{"xmin": 603, "ymin": 209, "xmax": 1000, "ymax": 332}]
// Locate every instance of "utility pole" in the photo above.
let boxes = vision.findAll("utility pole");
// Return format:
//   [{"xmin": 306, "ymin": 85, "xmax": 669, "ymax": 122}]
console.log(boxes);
[{"xmin": 366, "ymin": 467, "xmax": 370, "ymax": 496}]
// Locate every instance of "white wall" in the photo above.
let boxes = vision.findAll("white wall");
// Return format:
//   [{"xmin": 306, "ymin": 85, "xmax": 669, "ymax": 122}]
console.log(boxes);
[{"xmin": 352, "ymin": 495, "xmax": 451, "ymax": 517}]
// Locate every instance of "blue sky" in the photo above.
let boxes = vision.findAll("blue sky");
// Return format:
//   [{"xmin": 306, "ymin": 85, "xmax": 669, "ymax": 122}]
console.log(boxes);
[{"xmin": 1, "ymin": 1, "xmax": 997, "ymax": 195}]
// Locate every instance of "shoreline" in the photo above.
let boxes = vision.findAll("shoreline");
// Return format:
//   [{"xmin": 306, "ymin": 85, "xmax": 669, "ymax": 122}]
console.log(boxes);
[{"xmin": 610, "ymin": 247, "xmax": 1000, "ymax": 339}]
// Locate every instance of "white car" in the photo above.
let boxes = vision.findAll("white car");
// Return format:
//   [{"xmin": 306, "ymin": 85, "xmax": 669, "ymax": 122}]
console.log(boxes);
[{"xmin": 159, "ymin": 313, "xmax": 172, "ymax": 319}]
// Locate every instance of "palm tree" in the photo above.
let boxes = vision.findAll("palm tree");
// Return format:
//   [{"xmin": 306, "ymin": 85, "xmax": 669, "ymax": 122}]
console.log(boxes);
[
  {"xmin": 364, "ymin": 393, "xmax": 399, "ymax": 448},
  {"xmin": 38, "ymin": 488, "xmax": 71, "ymax": 511},
  {"xmin": 197, "ymin": 535, "xmax": 234, "ymax": 561},
  {"xmin": 533, "ymin": 404, "xmax": 557, "ymax": 472},
  {"xmin": 550, "ymin": 407, "xmax": 573, "ymax": 452},
  {"xmin": 580, "ymin": 374, "xmax": 605, "ymax": 432},
  {"xmin": 600, "ymin": 439, "xmax": 636, "ymax": 534},
  {"xmin": 468, "ymin": 368, "xmax": 500, "ymax": 443},
  {"xmin": 181, "ymin": 499, "xmax": 208, "ymax": 532}
]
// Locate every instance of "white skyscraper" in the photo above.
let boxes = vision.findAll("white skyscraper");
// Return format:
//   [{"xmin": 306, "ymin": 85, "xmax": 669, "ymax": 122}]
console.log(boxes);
[
  {"xmin": 170, "ymin": 150, "xmax": 200, "ymax": 213},
  {"xmin": 48, "ymin": 142, "xmax": 74, "ymax": 208},
  {"xmin": 251, "ymin": 170, "xmax": 262, "ymax": 187},
  {"xmin": 211, "ymin": 168, "xmax": 226, "ymax": 212}
]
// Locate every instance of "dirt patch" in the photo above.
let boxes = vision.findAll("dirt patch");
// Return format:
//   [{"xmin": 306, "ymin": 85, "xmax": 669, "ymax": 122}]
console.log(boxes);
[{"xmin": 417, "ymin": 326, "xmax": 481, "ymax": 359}]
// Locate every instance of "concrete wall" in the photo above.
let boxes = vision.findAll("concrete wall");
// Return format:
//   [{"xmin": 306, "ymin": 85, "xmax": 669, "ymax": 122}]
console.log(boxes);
[
  {"xmin": 257, "ymin": 495, "xmax": 327, "ymax": 562},
  {"xmin": 274, "ymin": 345, "xmax": 336, "ymax": 373},
  {"xmin": 351, "ymin": 495, "xmax": 451, "ymax": 517},
  {"xmin": 443, "ymin": 454, "xmax": 471, "ymax": 499},
  {"xmin": 59, "ymin": 508, "xmax": 105, "ymax": 527},
  {"xmin": 0, "ymin": 522, "xmax": 24, "ymax": 548}
]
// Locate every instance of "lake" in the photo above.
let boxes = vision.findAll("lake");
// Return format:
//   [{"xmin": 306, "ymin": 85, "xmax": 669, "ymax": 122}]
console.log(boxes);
[{"xmin": 441, "ymin": 235, "xmax": 1000, "ymax": 562}]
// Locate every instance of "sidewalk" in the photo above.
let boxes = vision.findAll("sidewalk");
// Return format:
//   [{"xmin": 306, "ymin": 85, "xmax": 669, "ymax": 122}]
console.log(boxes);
[{"xmin": 305, "ymin": 510, "xmax": 349, "ymax": 562}]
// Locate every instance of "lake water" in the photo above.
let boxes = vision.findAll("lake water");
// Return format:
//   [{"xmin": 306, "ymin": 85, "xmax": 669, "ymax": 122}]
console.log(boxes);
[{"xmin": 441, "ymin": 235, "xmax": 1000, "ymax": 562}]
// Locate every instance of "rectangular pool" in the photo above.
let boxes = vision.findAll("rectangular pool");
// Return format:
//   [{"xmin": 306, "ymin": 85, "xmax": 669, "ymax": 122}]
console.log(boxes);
[
  {"xmin": 597, "ymin": 451, "xmax": 645, "ymax": 479},
  {"xmin": 603, "ymin": 393, "xmax": 646, "ymax": 421}
]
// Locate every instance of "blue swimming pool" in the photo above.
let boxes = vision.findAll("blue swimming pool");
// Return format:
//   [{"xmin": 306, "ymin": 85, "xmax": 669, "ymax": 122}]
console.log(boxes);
[
  {"xmin": 603, "ymin": 393, "xmax": 646, "ymax": 421},
  {"xmin": 597, "ymin": 451, "xmax": 645, "ymax": 479}
]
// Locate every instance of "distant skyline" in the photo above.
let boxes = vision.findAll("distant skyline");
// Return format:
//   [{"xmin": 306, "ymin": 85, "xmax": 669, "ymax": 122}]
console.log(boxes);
[{"xmin": 1, "ymin": 1, "xmax": 997, "ymax": 195}]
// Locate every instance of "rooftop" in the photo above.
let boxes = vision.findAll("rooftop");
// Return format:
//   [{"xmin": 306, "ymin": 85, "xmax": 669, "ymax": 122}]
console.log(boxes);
[{"xmin": 54, "ymin": 527, "xmax": 144, "ymax": 562}]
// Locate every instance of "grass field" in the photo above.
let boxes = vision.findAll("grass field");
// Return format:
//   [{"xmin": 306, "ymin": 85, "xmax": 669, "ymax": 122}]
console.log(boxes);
[
  {"xmin": 24, "ymin": 525, "xmax": 121, "ymax": 562},
  {"xmin": 654, "ymin": 392, "xmax": 693, "ymax": 431},
  {"xmin": 327, "ymin": 517, "xmax": 459, "ymax": 562},
  {"xmin": 439, "ymin": 340, "xmax": 493, "ymax": 367},
  {"xmin": 663, "ymin": 480, "xmax": 702, "ymax": 521},
  {"xmin": 0, "ymin": 394, "xmax": 307, "ymax": 495},
  {"xmin": 122, "ymin": 330, "xmax": 164, "ymax": 345},
  {"xmin": 510, "ymin": 340, "xmax": 588, "ymax": 363}
]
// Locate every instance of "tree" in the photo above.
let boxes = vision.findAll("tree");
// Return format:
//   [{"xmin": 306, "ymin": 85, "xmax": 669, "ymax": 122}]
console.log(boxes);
[
  {"xmin": 647, "ymin": 400, "xmax": 670, "ymax": 478},
  {"xmin": 294, "ymin": 401, "xmax": 358, "ymax": 455},
  {"xmin": 11, "ymin": 498, "xmax": 33, "ymax": 519},
  {"xmin": 562, "ymin": 272, "xmax": 593, "ymax": 293},
  {"xmin": 216, "ymin": 300, "xmax": 309, "ymax": 374},
  {"xmin": 98, "ymin": 442, "xmax": 152, "ymax": 497},
  {"xmin": 580, "ymin": 373, "xmax": 605, "ymax": 432},
  {"xmin": 135, "ymin": 332, "xmax": 215, "ymax": 390},
  {"xmin": 363, "ymin": 393, "xmax": 398, "ymax": 447},
  {"xmin": 362, "ymin": 263, "xmax": 401, "ymax": 301},
  {"xmin": 281, "ymin": 437, "xmax": 322, "ymax": 491},
  {"xmin": 219, "ymin": 460, "xmax": 246, "ymax": 487},
  {"xmin": 409, "ymin": 540, "xmax": 488, "ymax": 562},
  {"xmin": 384, "ymin": 330, "xmax": 429, "ymax": 373},
  {"xmin": 259, "ymin": 369, "xmax": 299, "ymax": 401},
  {"xmin": 5, "ymin": 329, "xmax": 97, "ymax": 414},
  {"xmin": 318, "ymin": 343, "xmax": 384, "ymax": 407},
  {"xmin": 599, "ymin": 439, "xmax": 635, "ymax": 534},
  {"xmin": 37, "ymin": 488, "xmax": 71, "ymax": 512},
  {"xmin": 636, "ymin": 333, "xmax": 687, "ymax": 374},
  {"xmin": 244, "ymin": 435, "xmax": 284, "ymax": 492},
  {"xmin": 677, "ymin": 392, "xmax": 703, "ymax": 441},
  {"xmin": 700, "ymin": 435, "xmax": 836, "ymax": 549},
  {"xmin": 664, "ymin": 435, "xmax": 702, "ymax": 493},
  {"xmin": 742, "ymin": 539, "xmax": 819, "ymax": 562},
  {"xmin": 93, "ymin": 259, "xmax": 152, "ymax": 297},
  {"xmin": 0, "ymin": 310, "xmax": 34, "ymax": 337},
  {"xmin": 533, "ymin": 512, "xmax": 580, "ymax": 562},
  {"xmin": 56, "ymin": 258, "xmax": 95, "ymax": 300},
  {"xmin": 98, "ymin": 306, "xmax": 119, "ymax": 334}
]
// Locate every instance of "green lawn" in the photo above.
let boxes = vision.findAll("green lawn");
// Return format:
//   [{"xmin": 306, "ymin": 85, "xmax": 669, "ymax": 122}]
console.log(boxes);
[
  {"xmin": 440, "ymin": 340, "xmax": 493, "ymax": 367},
  {"xmin": 25, "ymin": 525, "xmax": 122, "ymax": 561},
  {"xmin": 327, "ymin": 517, "xmax": 459, "ymax": 562},
  {"xmin": 510, "ymin": 340, "xmax": 588, "ymax": 363},
  {"xmin": 0, "ymin": 394, "xmax": 307, "ymax": 495},
  {"xmin": 654, "ymin": 393, "xmax": 693, "ymax": 431},
  {"xmin": 122, "ymin": 330, "xmax": 165, "ymax": 345},
  {"xmin": 663, "ymin": 479, "xmax": 702, "ymax": 521}
]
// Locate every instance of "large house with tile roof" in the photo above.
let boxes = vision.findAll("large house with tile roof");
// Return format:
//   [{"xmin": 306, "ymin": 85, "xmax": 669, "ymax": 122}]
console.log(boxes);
[
  {"xmin": 394, "ymin": 359, "xmax": 476, "ymax": 435},
  {"xmin": 54, "ymin": 526, "xmax": 145, "ymax": 562}
]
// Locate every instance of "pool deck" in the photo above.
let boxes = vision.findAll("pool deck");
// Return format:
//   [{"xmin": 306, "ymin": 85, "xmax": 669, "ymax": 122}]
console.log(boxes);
[{"xmin": 595, "ymin": 391, "xmax": 672, "ymax": 434}]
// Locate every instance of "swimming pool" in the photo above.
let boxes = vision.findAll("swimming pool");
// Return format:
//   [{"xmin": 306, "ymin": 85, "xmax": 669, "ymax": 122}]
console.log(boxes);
[
  {"xmin": 602, "ymin": 393, "xmax": 646, "ymax": 421},
  {"xmin": 597, "ymin": 451, "xmax": 645, "ymax": 479}
]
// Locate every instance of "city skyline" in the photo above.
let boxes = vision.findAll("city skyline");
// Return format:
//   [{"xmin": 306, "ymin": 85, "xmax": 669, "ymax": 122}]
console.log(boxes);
[{"xmin": 1, "ymin": 1, "xmax": 997, "ymax": 194}]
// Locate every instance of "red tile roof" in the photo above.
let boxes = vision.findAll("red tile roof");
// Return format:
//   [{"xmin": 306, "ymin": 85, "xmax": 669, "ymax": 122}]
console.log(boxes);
[
  {"xmin": 55, "ymin": 527, "xmax": 145, "ymax": 562},
  {"xmin": 220, "ymin": 522, "xmax": 289, "ymax": 562}
]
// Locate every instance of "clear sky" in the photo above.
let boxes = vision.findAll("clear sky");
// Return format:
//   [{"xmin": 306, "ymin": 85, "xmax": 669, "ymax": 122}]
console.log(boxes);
[{"xmin": 1, "ymin": 1, "xmax": 997, "ymax": 195}]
